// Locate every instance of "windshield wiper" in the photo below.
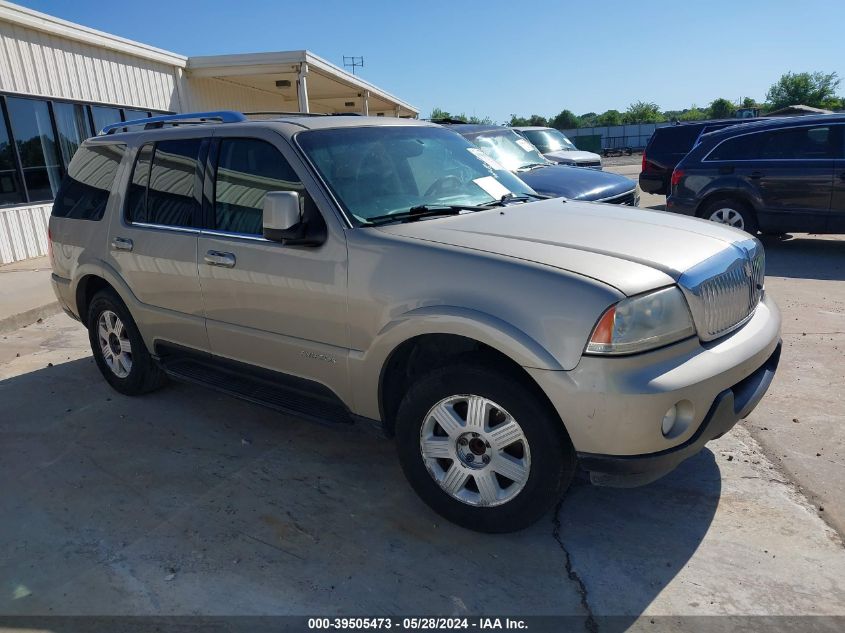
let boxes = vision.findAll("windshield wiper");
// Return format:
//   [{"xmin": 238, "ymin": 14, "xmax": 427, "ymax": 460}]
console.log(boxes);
[
  {"xmin": 517, "ymin": 162, "xmax": 548, "ymax": 172},
  {"xmin": 364, "ymin": 203, "xmax": 495, "ymax": 226},
  {"xmin": 496, "ymin": 192, "xmax": 551, "ymax": 203}
]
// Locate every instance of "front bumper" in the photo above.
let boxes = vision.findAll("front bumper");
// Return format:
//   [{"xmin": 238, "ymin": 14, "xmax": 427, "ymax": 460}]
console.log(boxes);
[
  {"xmin": 579, "ymin": 342, "xmax": 780, "ymax": 486},
  {"xmin": 526, "ymin": 293, "xmax": 781, "ymax": 485}
]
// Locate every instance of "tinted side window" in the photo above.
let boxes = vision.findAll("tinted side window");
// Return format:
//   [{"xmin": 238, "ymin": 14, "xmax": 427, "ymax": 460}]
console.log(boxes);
[
  {"xmin": 706, "ymin": 134, "xmax": 762, "ymax": 161},
  {"xmin": 52, "ymin": 144, "xmax": 124, "ymax": 220},
  {"xmin": 757, "ymin": 126, "xmax": 836, "ymax": 160},
  {"xmin": 147, "ymin": 139, "xmax": 201, "ymax": 227},
  {"xmin": 650, "ymin": 126, "xmax": 701, "ymax": 154},
  {"xmin": 213, "ymin": 139, "xmax": 302, "ymax": 235},
  {"xmin": 126, "ymin": 143, "xmax": 153, "ymax": 223}
]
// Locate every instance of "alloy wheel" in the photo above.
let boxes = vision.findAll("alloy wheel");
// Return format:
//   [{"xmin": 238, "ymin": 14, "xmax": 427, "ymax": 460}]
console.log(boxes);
[
  {"xmin": 419, "ymin": 394, "xmax": 531, "ymax": 507},
  {"xmin": 709, "ymin": 207, "xmax": 745, "ymax": 230},
  {"xmin": 97, "ymin": 310, "xmax": 133, "ymax": 378}
]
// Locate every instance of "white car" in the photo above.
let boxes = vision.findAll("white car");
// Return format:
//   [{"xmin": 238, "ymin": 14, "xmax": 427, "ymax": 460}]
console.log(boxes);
[{"xmin": 513, "ymin": 126, "xmax": 602, "ymax": 169}]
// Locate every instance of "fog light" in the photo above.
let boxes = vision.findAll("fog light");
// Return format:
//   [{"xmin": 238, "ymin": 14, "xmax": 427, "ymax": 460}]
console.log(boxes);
[{"xmin": 661, "ymin": 405, "xmax": 678, "ymax": 436}]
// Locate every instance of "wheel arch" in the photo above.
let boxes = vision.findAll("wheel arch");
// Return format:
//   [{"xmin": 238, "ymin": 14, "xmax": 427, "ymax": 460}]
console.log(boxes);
[
  {"xmin": 372, "ymin": 324, "xmax": 567, "ymax": 439},
  {"xmin": 695, "ymin": 188, "xmax": 761, "ymax": 222}
]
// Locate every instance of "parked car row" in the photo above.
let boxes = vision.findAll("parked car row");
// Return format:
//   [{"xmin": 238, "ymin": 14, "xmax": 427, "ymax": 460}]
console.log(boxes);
[
  {"xmin": 642, "ymin": 114, "xmax": 845, "ymax": 235},
  {"xmin": 438, "ymin": 123, "xmax": 638, "ymax": 205},
  {"xmin": 49, "ymin": 111, "xmax": 781, "ymax": 533}
]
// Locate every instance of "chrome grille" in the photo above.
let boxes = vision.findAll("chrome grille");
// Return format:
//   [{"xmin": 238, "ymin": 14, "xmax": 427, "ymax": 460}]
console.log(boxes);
[{"xmin": 678, "ymin": 239, "xmax": 765, "ymax": 341}]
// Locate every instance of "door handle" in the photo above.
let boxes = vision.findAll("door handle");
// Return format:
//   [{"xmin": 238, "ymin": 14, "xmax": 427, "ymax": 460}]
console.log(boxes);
[
  {"xmin": 111, "ymin": 237, "xmax": 133, "ymax": 252},
  {"xmin": 204, "ymin": 250, "xmax": 236, "ymax": 268},
  {"xmin": 749, "ymin": 171, "xmax": 764, "ymax": 180}
]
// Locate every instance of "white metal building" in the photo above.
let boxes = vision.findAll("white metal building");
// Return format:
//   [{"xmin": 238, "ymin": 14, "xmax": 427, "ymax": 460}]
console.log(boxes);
[{"xmin": 0, "ymin": 1, "xmax": 418, "ymax": 263}]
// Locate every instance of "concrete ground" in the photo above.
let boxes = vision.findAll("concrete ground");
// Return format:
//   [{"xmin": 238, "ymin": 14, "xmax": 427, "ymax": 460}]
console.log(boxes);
[
  {"xmin": 0, "ymin": 256, "xmax": 60, "ymax": 335},
  {"xmin": 1, "ymin": 300, "xmax": 845, "ymax": 619}
]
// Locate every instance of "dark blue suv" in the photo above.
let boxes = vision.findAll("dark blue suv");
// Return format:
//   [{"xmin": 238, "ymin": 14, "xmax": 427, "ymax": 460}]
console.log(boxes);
[{"xmin": 667, "ymin": 114, "xmax": 845, "ymax": 234}]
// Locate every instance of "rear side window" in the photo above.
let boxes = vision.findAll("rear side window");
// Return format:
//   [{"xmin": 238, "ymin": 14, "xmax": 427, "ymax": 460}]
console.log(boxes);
[
  {"xmin": 213, "ymin": 138, "xmax": 302, "ymax": 235},
  {"xmin": 708, "ymin": 126, "xmax": 839, "ymax": 161},
  {"xmin": 649, "ymin": 126, "xmax": 702, "ymax": 154},
  {"xmin": 705, "ymin": 134, "xmax": 762, "ymax": 161},
  {"xmin": 52, "ymin": 144, "xmax": 125, "ymax": 220},
  {"xmin": 757, "ymin": 126, "xmax": 837, "ymax": 160},
  {"xmin": 126, "ymin": 139, "xmax": 201, "ymax": 227}
]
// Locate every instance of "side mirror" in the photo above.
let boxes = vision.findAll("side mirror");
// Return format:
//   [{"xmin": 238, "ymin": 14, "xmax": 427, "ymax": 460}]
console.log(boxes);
[{"xmin": 263, "ymin": 191, "xmax": 304, "ymax": 242}]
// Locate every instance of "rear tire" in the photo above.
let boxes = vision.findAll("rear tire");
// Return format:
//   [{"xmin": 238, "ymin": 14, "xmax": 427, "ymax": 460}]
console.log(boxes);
[
  {"xmin": 87, "ymin": 289, "xmax": 167, "ymax": 396},
  {"xmin": 700, "ymin": 197, "xmax": 758, "ymax": 234},
  {"xmin": 395, "ymin": 363, "xmax": 575, "ymax": 533}
]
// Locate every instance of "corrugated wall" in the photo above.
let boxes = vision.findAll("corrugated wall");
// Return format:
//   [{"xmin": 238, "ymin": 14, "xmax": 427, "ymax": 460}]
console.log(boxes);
[
  {"xmin": 0, "ymin": 20, "xmax": 182, "ymax": 111},
  {"xmin": 0, "ymin": 203, "xmax": 51, "ymax": 264},
  {"xmin": 182, "ymin": 76, "xmax": 287, "ymax": 112}
]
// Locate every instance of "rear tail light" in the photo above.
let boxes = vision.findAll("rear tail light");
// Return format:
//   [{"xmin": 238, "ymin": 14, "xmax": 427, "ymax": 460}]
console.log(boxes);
[
  {"xmin": 670, "ymin": 168, "xmax": 685, "ymax": 188},
  {"xmin": 641, "ymin": 151, "xmax": 647, "ymax": 172}
]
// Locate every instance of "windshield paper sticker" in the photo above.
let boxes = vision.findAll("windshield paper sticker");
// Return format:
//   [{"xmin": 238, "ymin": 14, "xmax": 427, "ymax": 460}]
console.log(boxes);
[
  {"xmin": 467, "ymin": 147, "xmax": 505, "ymax": 171},
  {"xmin": 516, "ymin": 138, "xmax": 536, "ymax": 153},
  {"xmin": 473, "ymin": 176, "xmax": 511, "ymax": 200}
]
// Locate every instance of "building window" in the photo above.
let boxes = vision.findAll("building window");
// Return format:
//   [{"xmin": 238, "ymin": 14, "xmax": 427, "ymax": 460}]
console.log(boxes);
[
  {"xmin": 122, "ymin": 109, "xmax": 151, "ymax": 122},
  {"xmin": 5, "ymin": 97, "xmax": 62, "ymax": 202},
  {"xmin": 0, "ymin": 93, "xmax": 169, "ymax": 208},
  {"xmin": 53, "ymin": 102, "xmax": 93, "ymax": 168},
  {"xmin": 90, "ymin": 105, "xmax": 123, "ymax": 135},
  {"xmin": 0, "ymin": 111, "xmax": 24, "ymax": 205}
]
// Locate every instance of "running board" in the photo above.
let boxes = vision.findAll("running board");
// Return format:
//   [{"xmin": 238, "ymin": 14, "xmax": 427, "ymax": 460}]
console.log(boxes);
[{"xmin": 155, "ymin": 344, "xmax": 352, "ymax": 425}]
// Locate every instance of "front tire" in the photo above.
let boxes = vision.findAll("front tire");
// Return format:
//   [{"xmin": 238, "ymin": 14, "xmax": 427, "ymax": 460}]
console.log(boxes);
[
  {"xmin": 87, "ymin": 289, "xmax": 167, "ymax": 396},
  {"xmin": 395, "ymin": 363, "xmax": 575, "ymax": 533},
  {"xmin": 700, "ymin": 197, "xmax": 758, "ymax": 234}
]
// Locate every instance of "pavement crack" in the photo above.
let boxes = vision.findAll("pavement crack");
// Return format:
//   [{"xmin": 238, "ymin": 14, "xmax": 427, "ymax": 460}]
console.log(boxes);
[{"xmin": 552, "ymin": 498, "xmax": 599, "ymax": 633}]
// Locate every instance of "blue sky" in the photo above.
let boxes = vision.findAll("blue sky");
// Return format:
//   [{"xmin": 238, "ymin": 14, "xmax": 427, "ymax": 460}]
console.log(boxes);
[{"xmin": 18, "ymin": 0, "xmax": 845, "ymax": 122}]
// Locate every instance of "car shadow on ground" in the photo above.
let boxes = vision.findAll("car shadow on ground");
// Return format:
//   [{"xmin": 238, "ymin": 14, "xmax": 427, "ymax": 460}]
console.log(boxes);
[
  {"xmin": 0, "ymin": 357, "xmax": 719, "ymax": 619},
  {"xmin": 759, "ymin": 234, "xmax": 845, "ymax": 281}
]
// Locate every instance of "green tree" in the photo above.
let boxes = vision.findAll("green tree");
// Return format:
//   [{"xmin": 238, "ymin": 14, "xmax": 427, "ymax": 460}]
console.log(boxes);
[
  {"xmin": 549, "ymin": 109, "xmax": 578, "ymax": 129},
  {"xmin": 508, "ymin": 114, "xmax": 531, "ymax": 127},
  {"xmin": 709, "ymin": 98, "xmax": 736, "ymax": 119},
  {"xmin": 765, "ymin": 71, "xmax": 841, "ymax": 109},
  {"xmin": 679, "ymin": 106, "xmax": 707, "ymax": 121},
  {"xmin": 578, "ymin": 112, "xmax": 597, "ymax": 127},
  {"xmin": 623, "ymin": 101, "xmax": 663, "ymax": 123},
  {"xmin": 595, "ymin": 109, "xmax": 622, "ymax": 126},
  {"xmin": 429, "ymin": 107, "xmax": 451, "ymax": 120},
  {"xmin": 741, "ymin": 97, "xmax": 757, "ymax": 108}
]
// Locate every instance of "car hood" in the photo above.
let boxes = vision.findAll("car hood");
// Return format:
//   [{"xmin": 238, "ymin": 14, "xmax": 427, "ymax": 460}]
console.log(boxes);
[
  {"xmin": 376, "ymin": 198, "xmax": 750, "ymax": 296},
  {"xmin": 543, "ymin": 149, "xmax": 601, "ymax": 163},
  {"xmin": 518, "ymin": 164, "xmax": 632, "ymax": 201}
]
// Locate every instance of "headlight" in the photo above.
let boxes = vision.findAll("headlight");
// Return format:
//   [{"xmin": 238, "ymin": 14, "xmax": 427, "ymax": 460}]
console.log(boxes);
[{"xmin": 586, "ymin": 287, "xmax": 695, "ymax": 355}]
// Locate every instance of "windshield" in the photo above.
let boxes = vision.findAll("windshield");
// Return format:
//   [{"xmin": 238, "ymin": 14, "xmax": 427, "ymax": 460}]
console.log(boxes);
[
  {"xmin": 520, "ymin": 129, "xmax": 578, "ymax": 153},
  {"xmin": 297, "ymin": 126, "xmax": 535, "ymax": 225},
  {"xmin": 469, "ymin": 130, "xmax": 550, "ymax": 172}
]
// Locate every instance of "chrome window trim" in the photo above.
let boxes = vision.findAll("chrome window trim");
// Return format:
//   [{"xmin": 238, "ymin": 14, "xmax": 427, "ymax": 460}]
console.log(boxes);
[
  {"xmin": 702, "ymin": 122, "xmax": 844, "ymax": 163},
  {"xmin": 200, "ymin": 228, "xmax": 272, "ymax": 243},
  {"xmin": 126, "ymin": 221, "xmax": 200, "ymax": 234}
]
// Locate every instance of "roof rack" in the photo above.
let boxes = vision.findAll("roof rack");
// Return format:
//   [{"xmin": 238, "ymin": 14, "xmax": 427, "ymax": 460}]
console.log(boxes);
[
  {"xmin": 99, "ymin": 110, "xmax": 247, "ymax": 135},
  {"xmin": 243, "ymin": 111, "xmax": 326, "ymax": 118}
]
